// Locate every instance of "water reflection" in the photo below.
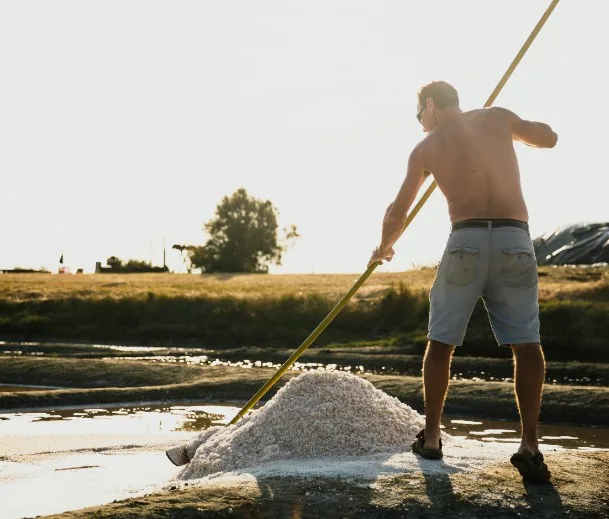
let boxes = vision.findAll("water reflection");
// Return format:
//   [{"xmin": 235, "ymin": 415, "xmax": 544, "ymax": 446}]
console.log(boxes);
[
  {"xmin": 1, "ymin": 340, "xmax": 606, "ymax": 385},
  {"xmin": 1, "ymin": 403, "xmax": 608, "ymax": 450},
  {"xmin": 0, "ymin": 404, "xmax": 234, "ymax": 435},
  {"xmin": 93, "ymin": 354, "xmax": 605, "ymax": 386},
  {"xmin": 446, "ymin": 417, "xmax": 609, "ymax": 450}
]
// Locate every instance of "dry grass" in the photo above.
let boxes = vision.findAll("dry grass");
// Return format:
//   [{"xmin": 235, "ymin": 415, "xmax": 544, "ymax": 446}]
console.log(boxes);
[
  {"xmin": 0, "ymin": 265, "xmax": 606, "ymax": 303},
  {"xmin": 0, "ymin": 267, "xmax": 606, "ymax": 362},
  {"xmin": 0, "ymin": 271, "xmax": 433, "ymax": 302}
]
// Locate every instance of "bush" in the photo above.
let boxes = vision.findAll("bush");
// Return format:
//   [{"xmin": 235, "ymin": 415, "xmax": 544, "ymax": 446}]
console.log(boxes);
[{"xmin": 0, "ymin": 282, "xmax": 606, "ymax": 362}]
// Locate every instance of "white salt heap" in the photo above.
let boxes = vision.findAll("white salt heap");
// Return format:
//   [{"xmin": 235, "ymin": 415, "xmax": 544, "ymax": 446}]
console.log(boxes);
[{"xmin": 177, "ymin": 370, "xmax": 449, "ymax": 480}]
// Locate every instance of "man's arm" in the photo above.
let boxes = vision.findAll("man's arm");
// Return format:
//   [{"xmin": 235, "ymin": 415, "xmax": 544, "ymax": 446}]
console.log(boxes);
[
  {"xmin": 493, "ymin": 107, "xmax": 558, "ymax": 148},
  {"xmin": 378, "ymin": 146, "xmax": 429, "ymax": 253}
]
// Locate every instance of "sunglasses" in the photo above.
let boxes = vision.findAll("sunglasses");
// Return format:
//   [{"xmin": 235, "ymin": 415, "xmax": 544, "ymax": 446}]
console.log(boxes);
[{"xmin": 416, "ymin": 105, "xmax": 425, "ymax": 124}]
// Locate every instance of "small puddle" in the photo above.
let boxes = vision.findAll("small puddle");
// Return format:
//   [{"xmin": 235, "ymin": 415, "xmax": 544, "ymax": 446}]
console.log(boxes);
[
  {"xmin": 0, "ymin": 402, "xmax": 236, "ymax": 434},
  {"xmin": 0, "ymin": 403, "xmax": 236, "ymax": 519},
  {"xmin": 446, "ymin": 418, "xmax": 609, "ymax": 451}
]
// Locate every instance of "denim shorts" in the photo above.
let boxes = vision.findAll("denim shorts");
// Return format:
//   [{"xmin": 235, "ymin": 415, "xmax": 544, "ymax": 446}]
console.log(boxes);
[{"xmin": 428, "ymin": 222, "xmax": 540, "ymax": 347}]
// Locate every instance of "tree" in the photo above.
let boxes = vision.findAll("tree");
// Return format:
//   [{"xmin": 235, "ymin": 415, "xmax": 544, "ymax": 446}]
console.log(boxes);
[
  {"xmin": 106, "ymin": 256, "xmax": 123, "ymax": 270},
  {"xmin": 189, "ymin": 188, "xmax": 299, "ymax": 273}
]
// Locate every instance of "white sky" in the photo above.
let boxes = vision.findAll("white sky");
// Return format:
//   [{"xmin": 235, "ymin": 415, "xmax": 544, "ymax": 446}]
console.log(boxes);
[{"xmin": 1, "ymin": 1, "xmax": 605, "ymax": 274}]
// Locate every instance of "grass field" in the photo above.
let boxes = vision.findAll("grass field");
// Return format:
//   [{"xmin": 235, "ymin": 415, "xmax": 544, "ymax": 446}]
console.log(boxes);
[
  {"xmin": 0, "ymin": 266, "xmax": 607, "ymax": 361},
  {"xmin": 1, "ymin": 266, "xmax": 607, "ymax": 301}
]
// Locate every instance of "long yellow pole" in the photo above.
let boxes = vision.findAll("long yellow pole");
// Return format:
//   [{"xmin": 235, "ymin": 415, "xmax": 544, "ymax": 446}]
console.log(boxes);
[{"xmin": 229, "ymin": 0, "xmax": 560, "ymax": 426}]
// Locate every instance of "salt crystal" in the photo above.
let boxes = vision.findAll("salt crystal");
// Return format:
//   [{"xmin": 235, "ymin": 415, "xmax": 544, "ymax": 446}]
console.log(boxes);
[{"xmin": 177, "ymin": 371, "xmax": 440, "ymax": 479}]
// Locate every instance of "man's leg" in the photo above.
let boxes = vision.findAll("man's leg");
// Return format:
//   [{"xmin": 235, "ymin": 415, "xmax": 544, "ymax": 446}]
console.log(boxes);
[
  {"xmin": 422, "ymin": 340, "xmax": 455, "ymax": 449},
  {"xmin": 511, "ymin": 343, "xmax": 545, "ymax": 454}
]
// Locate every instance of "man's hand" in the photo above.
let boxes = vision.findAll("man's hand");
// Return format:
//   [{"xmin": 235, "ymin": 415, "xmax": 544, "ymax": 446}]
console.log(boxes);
[{"xmin": 367, "ymin": 246, "xmax": 395, "ymax": 268}]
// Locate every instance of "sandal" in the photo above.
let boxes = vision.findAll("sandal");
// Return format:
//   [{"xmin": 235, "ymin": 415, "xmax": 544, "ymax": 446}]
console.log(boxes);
[
  {"xmin": 510, "ymin": 451, "xmax": 551, "ymax": 484},
  {"xmin": 411, "ymin": 429, "xmax": 443, "ymax": 460}
]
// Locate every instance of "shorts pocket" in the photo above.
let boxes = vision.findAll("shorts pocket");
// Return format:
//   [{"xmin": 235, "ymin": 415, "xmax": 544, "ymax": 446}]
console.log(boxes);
[
  {"xmin": 501, "ymin": 248, "xmax": 537, "ymax": 288},
  {"xmin": 446, "ymin": 247, "xmax": 480, "ymax": 286}
]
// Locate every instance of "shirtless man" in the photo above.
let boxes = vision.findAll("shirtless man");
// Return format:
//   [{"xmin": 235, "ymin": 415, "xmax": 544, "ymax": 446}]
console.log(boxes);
[{"xmin": 368, "ymin": 81, "xmax": 558, "ymax": 483}]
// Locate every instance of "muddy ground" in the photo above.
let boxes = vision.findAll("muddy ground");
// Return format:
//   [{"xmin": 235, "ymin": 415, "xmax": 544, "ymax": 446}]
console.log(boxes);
[
  {"xmin": 1, "ymin": 359, "xmax": 607, "ymax": 426},
  {"xmin": 3, "ymin": 345, "xmax": 608, "ymax": 518},
  {"xmin": 42, "ymin": 451, "xmax": 608, "ymax": 519}
]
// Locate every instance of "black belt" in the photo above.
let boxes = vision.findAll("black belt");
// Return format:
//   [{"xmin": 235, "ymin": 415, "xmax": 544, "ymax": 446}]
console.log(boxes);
[{"xmin": 451, "ymin": 219, "xmax": 529, "ymax": 232}]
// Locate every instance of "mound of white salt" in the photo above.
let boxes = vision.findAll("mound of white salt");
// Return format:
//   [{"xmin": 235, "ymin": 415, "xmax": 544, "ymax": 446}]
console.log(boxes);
[{"xmin": 177, "ymin": 370, "xmax": 446, "ymax": 480}]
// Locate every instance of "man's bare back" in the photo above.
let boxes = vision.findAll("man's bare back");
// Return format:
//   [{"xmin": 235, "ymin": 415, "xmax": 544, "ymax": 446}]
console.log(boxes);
[
  {"xmin": 419, "ymin": 107, "xmax": 530, "ymax": 223},
  {"xmin": 368, "ymin": 82, "xmax": 557, "ymax": 268}
]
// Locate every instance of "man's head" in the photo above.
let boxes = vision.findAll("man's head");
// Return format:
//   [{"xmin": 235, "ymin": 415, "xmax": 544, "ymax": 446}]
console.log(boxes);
[{"xmin": 416, "ymin": 81, "xmax": 460, "ymax": 132}]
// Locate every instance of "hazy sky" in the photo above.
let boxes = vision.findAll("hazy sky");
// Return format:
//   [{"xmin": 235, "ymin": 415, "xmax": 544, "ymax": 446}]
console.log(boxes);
[{"xmin": 1, "ymin": 1, "xmax": 604, "ymax": 274}]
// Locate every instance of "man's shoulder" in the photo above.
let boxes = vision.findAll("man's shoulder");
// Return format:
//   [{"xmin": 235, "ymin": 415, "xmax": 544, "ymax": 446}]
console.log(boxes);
[
  {"xmin": 473, "ymin": 106, "xmax": 514, "ymax": 121},
  {"xmin": 466, "ymin": 106, "xmax": 507, "ymax": 114},
  {"xmin": 414, "ymin": 128, "xmax": 445, "ymax": 154},
  {"xmin": 410, "ymin": 135, "xmax": 433, "ymax": 159}
]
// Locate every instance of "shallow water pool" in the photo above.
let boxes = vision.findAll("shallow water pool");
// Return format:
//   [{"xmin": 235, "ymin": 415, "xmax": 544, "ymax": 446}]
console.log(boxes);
[
  {"xmin": 2, "ymin": 401, "xmax": 608, "ymax": 450},
  {"xmin": 1, "ymin": 401, "xmax": 607, "ymax": 519}
]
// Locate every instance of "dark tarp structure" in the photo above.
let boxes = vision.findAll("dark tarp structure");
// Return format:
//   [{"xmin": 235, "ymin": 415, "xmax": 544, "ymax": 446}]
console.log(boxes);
[{"xmin": 533, "ymin": 222, "xmax": 609, "ymax": 266}]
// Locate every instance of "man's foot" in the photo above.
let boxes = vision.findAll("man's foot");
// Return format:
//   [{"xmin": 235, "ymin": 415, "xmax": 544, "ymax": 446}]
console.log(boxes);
[
  {"xmin": 510, "ymin": 450, "xmax": 551, "ymax": 484},
  {"xmin": 411, "ymin": 429, "xmax": 443, "ymax": 460},
  {"xmin": 166, "ymin": 445, "xmax": 191, "ymax": 466}
]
